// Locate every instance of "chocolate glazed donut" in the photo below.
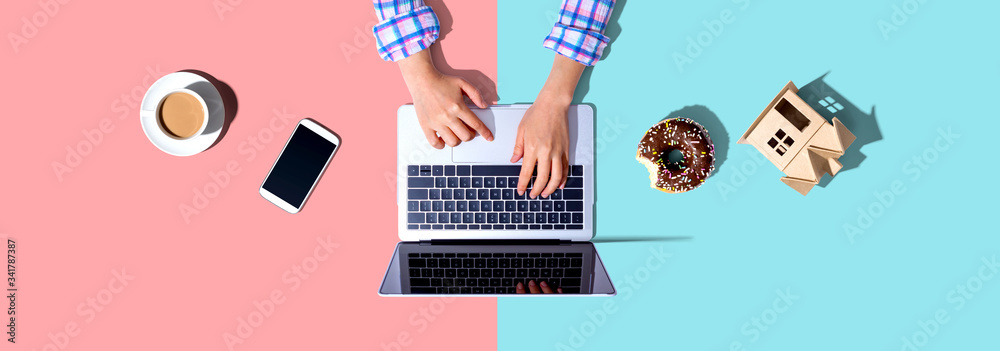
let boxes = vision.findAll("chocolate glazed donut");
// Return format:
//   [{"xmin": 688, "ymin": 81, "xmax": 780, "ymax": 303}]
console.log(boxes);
[{"xmin": 636, "ymin": 118, "xmax": 716, "ymax": 193}]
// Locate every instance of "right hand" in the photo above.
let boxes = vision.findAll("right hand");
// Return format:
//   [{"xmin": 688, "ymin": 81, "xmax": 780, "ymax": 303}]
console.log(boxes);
[{"xmin": 399, "ymin": 50, "xmax": 494, "ymax": 149}]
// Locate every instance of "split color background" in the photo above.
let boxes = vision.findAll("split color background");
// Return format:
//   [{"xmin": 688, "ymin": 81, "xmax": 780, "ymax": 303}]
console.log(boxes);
[{"xmin": 2, "ymin": 0, "xmax": 998, "ymax": 350}]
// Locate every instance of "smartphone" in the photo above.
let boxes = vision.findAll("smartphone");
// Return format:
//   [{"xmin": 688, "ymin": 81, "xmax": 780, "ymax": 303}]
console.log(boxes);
[{"xmin": 259, "ymin": 119, "xmax": 340, "ymax": 213}]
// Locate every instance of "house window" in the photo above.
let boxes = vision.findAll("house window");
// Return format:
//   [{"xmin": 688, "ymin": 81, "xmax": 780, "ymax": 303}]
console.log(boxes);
[
  {"xmin": 817, "ymin": 96, "xmax": 844, "ymax": 114},
  {"xmin": 769, "ymin": 129, "xmax": 794, "ymax": 156},
  {"xmin": 775, "ymin": 98, "xmax": 810, "ymax": 131}
]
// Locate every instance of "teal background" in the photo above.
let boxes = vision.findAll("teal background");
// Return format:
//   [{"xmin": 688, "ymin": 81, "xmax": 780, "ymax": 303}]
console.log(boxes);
[{"xmin": 497, "ymin": 0, "xmax": 999, "ymax": 350}]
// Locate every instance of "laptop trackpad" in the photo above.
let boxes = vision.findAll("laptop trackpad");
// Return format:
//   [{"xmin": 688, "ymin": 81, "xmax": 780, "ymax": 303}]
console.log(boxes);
[{"xmin": 452, "ymin": 109, "xmax": 521, "ymax": 163}]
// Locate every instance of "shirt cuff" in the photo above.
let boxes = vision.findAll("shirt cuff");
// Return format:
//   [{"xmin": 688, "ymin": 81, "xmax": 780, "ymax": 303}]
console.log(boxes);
[
  {"xmin": 372, "ymin": 5, "xmax": 440, "ymax": 62},
  {"xmin": 542, "ymin": 0, "xmax": 615, "ymax": 66}
]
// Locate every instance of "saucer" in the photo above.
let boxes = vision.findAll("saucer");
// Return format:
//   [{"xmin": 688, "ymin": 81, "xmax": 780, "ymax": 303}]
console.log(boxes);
[{"xmin": 140, "ymin": 72, "xmax": 226, "ymax": 156}]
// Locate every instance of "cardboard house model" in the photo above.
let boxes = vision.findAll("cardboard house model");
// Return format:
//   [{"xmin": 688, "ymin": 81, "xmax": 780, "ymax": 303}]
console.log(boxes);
[{"xmin": 739, "ymin": 81, "xmax": 856, "ymax": 196}]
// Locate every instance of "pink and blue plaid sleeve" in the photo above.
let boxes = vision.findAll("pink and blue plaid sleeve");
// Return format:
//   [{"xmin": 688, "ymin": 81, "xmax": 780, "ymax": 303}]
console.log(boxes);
[
  {"xmin": 371, "ymin": 0, "xmax": 440, "ymax": 62},
  {"xmin": 543, "ymin": 0, "xmax": 616, "ymax": 66}
]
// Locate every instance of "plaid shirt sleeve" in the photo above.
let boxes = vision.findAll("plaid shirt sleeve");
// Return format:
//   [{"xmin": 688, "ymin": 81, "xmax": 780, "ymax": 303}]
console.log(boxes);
[
  {"xmin": 543, "ymin": 0, "xmax": 616, "ymax": 66},
  {"xmin": 371, "ymin": 0, "xmax": 440, "ymax": 62}
]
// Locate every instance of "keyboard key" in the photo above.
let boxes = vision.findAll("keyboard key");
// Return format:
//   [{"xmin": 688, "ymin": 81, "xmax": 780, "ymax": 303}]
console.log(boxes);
[
  {"xmin": 508, "ymin": 177, "xmax": 519, "ymax": 189},
  {"xmin": 465, "ymin": 189, "xmax": 476, "ymax": 199},
  {"xmin": 554, "ymin": 224, "xmax": 565, "ymax": 230},
  {"xmin": 457, "ymin": 165, "xmax": 471, "ymax": 176},
  {"xmin": 408, "ymin": 201, "xmax": 419, "ymax": 211},
  {"xmin": 496, "ymin": 177, "xmax": 507, "ymax": 188},
  {"xmin": 445, "ymin": 201, "xmax": 455, "ymax": 211},
  {"xmin": 572, "ymin": 213, "xmax": 583, "ymax": 223},
  {"xmin": 512, "ymin": 213, "xmax": 522, "ymax": 223},
  {"xmin": 426, "ymin": 213, "xmax": 437, "ymax": 223},
  {"xmin": 408, "ymin": 166, "xmax": 419, "ymax": 176},
  {"xmin": 502, "ymin": 189, "xmax": 514, "ymax": 199},
  {"xmin": 453, "ymin": 189, "xmax": 465, "ymax": 200},
  {"xmin": 408, "ymin": 213, "xmax": 425, "ymax": 224},
  {"xmin": 571, "ymin": 258, "xmax": 582, "ymax": 267},
  {"xmin": 433, "ymin": 201, "xmax": 443, "ymax": 212},
  {"xmin": 487, "ymin": 213, "xmax": 498, "ymax": 223},
  {"xmin": 536, "ymin": 213, "xmax": 546, "ymax": 223},
  {"xmin": 432, "ymin": 166, "xmax": 443, "ymax": 176},
  {"xmin": 484, "ymin": 177, "xmax": 495, "ymax": 188},
  {"xmin": 499, "ymin": 213, "xmax": 510, "ymax": 223},
  {"xmin": 447, "ymin": 177, "xmax": 459, "ymax": 188},
  {"xmin": 441, "ymin": 189, "xmax": 452, "ymax": 200},
  {"xmin": 480, "ymin": 201, "xmax": 491, "ymax": 211},
  {"xmin": 560, "ymin": 213, "xmax": 571, "ymax": 223},
  {"xmin": 410, "ymin": 287, "xmax": 436, "ymax": 294},
  {"xmin": 566, "ymin": 177, "xmax": 583, "ymax": 188},
  {"xmin": 505, "ymin": 201, "xmax": 516, "ymax": 212},
  {"xmin": 530, "ymin": 201, "xmax": 541, "ymax": 212},
  {"xmin": 460, "ymin": 177, "xmax": 471, "ymax": 187},
  {"xmin": 445, "ymin": 165, "xmax": 456, "ymax": 176},
  {"xmin": 409, "ymin": 259, "xmax": 426, "ymax": 267},
  {"xmin": 456, "ymin": 201, "xmax": 468, "ymax": 211},
  {"xmin": 475, "ymin": 213, "xmax": 485, "ymax": 223},
  {"xmin": 429, "ymin": 189, "xmax": 440, "ymax": 200},
  {"xmin": 408, "ymin": 189, "xmax": 428, "ymax": 200},
  {"xmin": 565, "ymin": 269, "xmax": 582, "ymax": 278},
  {"xmin": 492, "ymin": 202, "xmax": 504, "ymax": 211},
  {"xmin": 567, "ymin": 201, "xmax": 583, "ymax": 212},
  {"xmin": 420, "ymin": 165, "xmax": 432, "ymax": 175},
  {"xmin": 542, "ymin": 201, "xmax": 553, "ymax": 212},
  {"xmin": 567, "ymin": 224, "xmax": 583, "ymax": 230},
  {"xmin": 469, "ymin": 201, "xmax": 480, "ymax": 211},
  {"xmin": 517, "ymin": 201, "xmax": 528, "ymax": 211},
  {"xmin": 472, "ymin": 165, "xmax": 520, "ymax": 176},
  {"xmin": 478, "ymin": 189, "xmax": 489, "ymax": 200},
  {"xmin": 563, "ymin": 189, "xmax": 583, "ymax": 199},
  {"xmin": 409, "ymin": 177, "xmax": 433, "ymax": 188},
  {"xmin": 408, "ymin": 225, "xmax": 418, "ymax": 229},
  {"xmin": 435, "ymin": 177, "xmax": 447, "ymax": 188},
  {"xmin": 550, "ymin": 189, "xmax": 562, "ymax": 200},
  {"xmin": 472, "ymin": 177, "xmax": 483, "ymax": 188},
  {"xmin": 523, "ymin": 214, "xmax": 534, "ymax": 224},
  {"xmin": 554, "ymin": 201, "xmax": 565, "ymax": 211},
  {"xmin": 463, "ymin": 213, "xmax": 474, "ymax": 223},
  {"xmin": 571, "ymin": 165, "xmax": 583, "ymax": 176},
  {"xmin": 490, "ymin": 189, "xmax": 502, "ymax": 200}
]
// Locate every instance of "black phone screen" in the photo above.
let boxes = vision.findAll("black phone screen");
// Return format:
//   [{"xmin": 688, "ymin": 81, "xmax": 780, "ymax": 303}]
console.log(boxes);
[{"xmin": 262, "ymin": 124, "xmax": 337, "ymax": 209}]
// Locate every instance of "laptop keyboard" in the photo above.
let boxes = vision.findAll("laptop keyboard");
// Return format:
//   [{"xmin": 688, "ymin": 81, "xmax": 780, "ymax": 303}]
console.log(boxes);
[
  {"xmin": 407, "ymin": 252, "xmax": 584, "ymax": 294},
  {"xmin": 405, "ymin": 165, "xmax": 585, "ymax": 230}
]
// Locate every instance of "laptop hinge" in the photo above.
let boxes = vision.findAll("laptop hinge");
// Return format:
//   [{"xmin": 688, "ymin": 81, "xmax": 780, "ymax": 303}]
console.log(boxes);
[{"xmin": 420, "ymin": 239, "xmax": 569, "ymax": 246}]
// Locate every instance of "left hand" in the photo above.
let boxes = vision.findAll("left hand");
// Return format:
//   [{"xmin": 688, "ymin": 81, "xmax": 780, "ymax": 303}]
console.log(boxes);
[{"xmin": 511, "ymin": 99, "xmax": 570, "ymax": 199}]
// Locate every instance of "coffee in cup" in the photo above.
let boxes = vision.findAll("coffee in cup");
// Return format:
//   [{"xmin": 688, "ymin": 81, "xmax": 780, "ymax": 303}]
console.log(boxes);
[{"xmin": 157, "ymin": 89, "xmax": 207, "ymax": 139}]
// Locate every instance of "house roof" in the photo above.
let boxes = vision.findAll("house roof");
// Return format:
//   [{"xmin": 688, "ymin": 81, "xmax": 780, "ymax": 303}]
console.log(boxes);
[{"xmin": 737, "ymin": 81, "xmax": 798, "ymax": 145}]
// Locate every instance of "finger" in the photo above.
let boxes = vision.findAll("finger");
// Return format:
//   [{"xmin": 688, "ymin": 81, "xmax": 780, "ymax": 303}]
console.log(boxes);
[
  {"xmin": 540, "ymin": 281, "xmax": 554, "ymax": 294},
  {"xmin": 422, "ymin": 126, "xmax": 445, "ymax": 149},
  {"xmin": 516, "ymin": 282, "xmax": 526, "ymax": 294},
  {"xmin": 560, "ymin": 155, "xmax": 569, "ymax": 189},
  {"xmin": 458, "ymin": 108, "xmax": 494, "ymax": 141},
  {"xmin": 528, "ymin": 280, "xmax": 541, "ymax": 294},
  {"xmin": 510, "ymin": 125, "xmax": 525, "ymax": 163},
  {"xmin": 557, "ymin": 287, "xmax": 563, "ymax": 294},
  {"xmin": 458, "ymin": 78, "xmax": 488, "ymax": 109},
  {"xmin": 531, "ymin": 155, "xmax": 551, "ymax": 199},
  {"xmin": 448, "ymin": 120, "xmax": 475, "ymax": 142},
  {"xmin": 541, "ymin": 158, "xmax": 563, "ymax": 197},
  {"xmin": 438, "ymin": 127, "xmax": 461, "ymax": 147},
  {"xmin": 517, "ymin": 153, "xmax": 536, "ymax": 196}
]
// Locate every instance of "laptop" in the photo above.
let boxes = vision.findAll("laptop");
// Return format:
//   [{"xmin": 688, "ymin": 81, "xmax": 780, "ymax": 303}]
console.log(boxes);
[{"xmin": 379, "ymin": 104, "xmax": 615, "ymax": 296}]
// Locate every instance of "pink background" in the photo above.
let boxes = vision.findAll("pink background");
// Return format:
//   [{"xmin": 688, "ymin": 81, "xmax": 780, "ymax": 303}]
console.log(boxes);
[{"xmin": 1, "ymin": 0, "xmax": 497, "ymax": 350}]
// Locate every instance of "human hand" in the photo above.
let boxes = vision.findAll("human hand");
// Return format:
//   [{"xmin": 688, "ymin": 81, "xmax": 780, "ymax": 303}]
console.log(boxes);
[
  {"xmin": 512, "ymin": 100, "xmax": 570, "ymax": 199},
  {"xmin": 398, "ymin": 50, "xmax": 494, "ymax": 149},
  {"xmin": 515, "ymin": 280, "xmax": 563, "ymax": 294}
]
